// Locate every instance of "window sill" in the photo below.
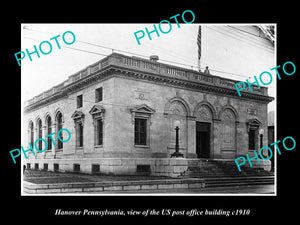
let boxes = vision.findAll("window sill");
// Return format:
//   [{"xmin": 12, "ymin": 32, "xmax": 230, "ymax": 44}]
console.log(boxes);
[{"xmin": 134, "ymin": 145, "xmax": 150, "ymax": 148}]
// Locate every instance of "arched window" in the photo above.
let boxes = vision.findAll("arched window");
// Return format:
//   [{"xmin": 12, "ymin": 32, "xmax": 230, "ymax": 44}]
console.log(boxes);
[
  {"xmin": 219, "ymin": 106, "xmax": 239, "ymax": 159},
  {"xmin": 37, "ymin": 118, "xmax": 42, "ymax": 150},
  {"xmin": 29, "ymin": 121, "xmax": 34, "ymax": 147},
  {"xmin": 56, "ymin": 112, "xmax": 63, "ymax": 149},
  {"xmin": 193, "ymin": 102, "xmax": 216, "ymax": 159},
  {"xmin": 46, "ymin": 116, "xmax": 52, "ymax": 150},
  {"xmin": 168, "ymin": 100, "xmax": 188, "ymax": 144},
  {"xmin": 220, "ymin": 108, "xmax": 236, "ymax": 149}
]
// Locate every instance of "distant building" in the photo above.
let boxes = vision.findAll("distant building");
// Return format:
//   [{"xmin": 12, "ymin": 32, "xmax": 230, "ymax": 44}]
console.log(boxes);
[
  {"xmin": 23, "ymin": 52, "xmax": 274, "ymax": 175},
  {"xmin": 198, "ymin": 25, "xmax": 275, "ymax": 112},
  {"xmin": 268, "ymin": 111, "xmax": 275, "ymax": 171}
]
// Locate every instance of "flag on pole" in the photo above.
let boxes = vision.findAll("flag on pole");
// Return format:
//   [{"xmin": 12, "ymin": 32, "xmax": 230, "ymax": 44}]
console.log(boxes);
[{"xmin": 197, "ymin": 26, "xmax": 201, "ymax": 71}]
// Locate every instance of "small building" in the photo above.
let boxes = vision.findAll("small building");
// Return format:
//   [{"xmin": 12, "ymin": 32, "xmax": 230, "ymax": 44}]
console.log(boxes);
[
  {"xmin": 23, "ymin": 53, "xmax": 274, "ymax": 176},
  {"xmin": 268, "ymin": 111, "xmax": 275, "ymax": 171}
]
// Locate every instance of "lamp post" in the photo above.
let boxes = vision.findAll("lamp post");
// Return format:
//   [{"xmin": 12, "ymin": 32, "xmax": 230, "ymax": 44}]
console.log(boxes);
[{"xmin": 171, "ymin": 120, "xmax": 184, "ymax": 158}]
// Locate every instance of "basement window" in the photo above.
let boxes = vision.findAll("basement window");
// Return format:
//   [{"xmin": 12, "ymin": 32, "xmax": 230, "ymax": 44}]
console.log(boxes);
[
  {"xmin": 136, "ymin": 165, "xmax": 151, "ymax": 174},
  {"xmin": 43, "ymin": 163, "xmax": 48, "ymax": 171},
  {"xmin": 73, "ymin": 164, "xmax": 80, "ymax": 173},
  {"xmin": 91, "ymin": 164, "xmax": 100, "ymax": 174},
  {"xmin": 54, "ymin": 163, "xmax": 59, "ymax": 172}
]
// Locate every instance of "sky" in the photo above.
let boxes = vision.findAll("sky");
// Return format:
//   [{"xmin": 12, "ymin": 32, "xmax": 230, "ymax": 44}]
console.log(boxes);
[
  {"xmin": 21, "ymin": 23, "xmax": 276, "ymax": 113},
  {"xmin": 21, "ymin": 24, "xmax": 198, "ymax": 99}
]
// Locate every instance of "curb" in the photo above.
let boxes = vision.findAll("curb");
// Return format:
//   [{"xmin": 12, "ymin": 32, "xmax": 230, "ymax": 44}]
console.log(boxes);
[{"xmin": 23, "ymin": 178, "xmax": 206, "ymax": 194}]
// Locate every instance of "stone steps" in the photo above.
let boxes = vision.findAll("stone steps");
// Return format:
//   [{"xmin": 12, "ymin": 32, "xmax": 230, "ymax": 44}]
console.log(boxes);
[
  {"xmin": 183, "ymin": 159, "xmax": 274, "ymax": 188},
  {"xmin": 203, "ymin": 176, "xmax": 274, "ymax": 188},
  {"xmin": 186, "ymin": 168, "xmax": 273, "ymax": 177}
]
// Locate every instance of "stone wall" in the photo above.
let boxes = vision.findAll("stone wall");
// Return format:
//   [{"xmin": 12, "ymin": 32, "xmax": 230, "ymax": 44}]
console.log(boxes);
[
  {"xmin": 111, "ymin": 76, "xmax": 269, "ymax": 159},
  {"xmin": 25, "ymin": 157, "xmax": 188, "ymax": 177},
  {"xmin": 23, "ymin": 53, "xmax": 272, "ymax": 176},
  {"xmin": 23, "ymin": 74, "xmax": 269, "ymax": 162}
]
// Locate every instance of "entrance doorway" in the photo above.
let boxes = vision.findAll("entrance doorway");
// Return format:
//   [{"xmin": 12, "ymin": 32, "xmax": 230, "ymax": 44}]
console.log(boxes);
[{"xmin": 196, "ymin": 122, "xmax": 211, "ymax": 158}]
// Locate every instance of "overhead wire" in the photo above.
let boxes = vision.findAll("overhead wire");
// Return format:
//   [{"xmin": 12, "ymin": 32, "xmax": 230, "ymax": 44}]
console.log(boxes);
[
  {"xmin": 23, "ymin": 36, "xmax": 109, "ymax": 57},
  {"xmin": 22, "ymin": 25, "xmax": 275, "ymax": 82},
  {"xmin": 206, "ymin": 26, "xmax": 274, "ymax": 53},
  {"xmin": 227, "ymin": 25, "xmax": 270, "ymax": 40},
  {"xmin": 23, "ymin": 37, "xmax": 276, "ymax": 103},
  {"xmin": 218, "ymin": 25, "xmax": 273, "ymax": 49}
]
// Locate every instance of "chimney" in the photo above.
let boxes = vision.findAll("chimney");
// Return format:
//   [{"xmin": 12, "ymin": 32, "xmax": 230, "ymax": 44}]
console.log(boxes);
[{"xmin": 150, "ymin": 55, "xmax": 159, "ymax": 62}]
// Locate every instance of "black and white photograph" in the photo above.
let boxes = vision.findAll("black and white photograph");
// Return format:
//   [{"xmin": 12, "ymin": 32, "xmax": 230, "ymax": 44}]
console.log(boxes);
[
  {"xmin": 21, "ymin": 23, "xmax": 276, "ymax": 195},
  {"xmin": 3, "ymin": 4, "xmax": 298, "ymax": 224}
]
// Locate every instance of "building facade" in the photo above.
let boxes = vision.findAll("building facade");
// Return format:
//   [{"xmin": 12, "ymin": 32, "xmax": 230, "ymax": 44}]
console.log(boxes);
[{"xmin": 23, "ymin": 53, "xmax": 274, "ymax": 176}]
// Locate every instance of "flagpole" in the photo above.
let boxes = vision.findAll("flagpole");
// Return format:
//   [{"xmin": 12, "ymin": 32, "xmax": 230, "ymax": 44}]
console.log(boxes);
[{"xmin": 197, "ymin": 25, "xmax": 201, "ymax": 72}]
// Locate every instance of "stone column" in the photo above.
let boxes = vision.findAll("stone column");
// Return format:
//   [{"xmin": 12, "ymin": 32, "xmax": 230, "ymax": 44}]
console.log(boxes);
[{"xmin": 186, "ymin": 116, "xmax": 197, "ymax": 158}]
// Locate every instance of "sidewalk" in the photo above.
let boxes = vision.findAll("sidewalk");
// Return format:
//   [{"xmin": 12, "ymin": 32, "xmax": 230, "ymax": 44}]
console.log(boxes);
[
  {"xmin": 23, "ymin": 170, "xmax": 274, "ymax": 195},
  {"xmin": 108, "ymin": 184, "xmax": 275, "ymax": 194},
  {"xmin": 24, "ymin": 170, "xmax": 174, "ymax": 183},
  {"xmin": 23, "ymin": 170, "xmax": 205, "ymax": 194}
]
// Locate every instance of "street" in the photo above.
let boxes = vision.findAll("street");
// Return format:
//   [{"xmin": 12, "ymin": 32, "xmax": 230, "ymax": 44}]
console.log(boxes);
[{"xmin": 86, "ymin": 184, "xmax": 275, "ymax": 195}]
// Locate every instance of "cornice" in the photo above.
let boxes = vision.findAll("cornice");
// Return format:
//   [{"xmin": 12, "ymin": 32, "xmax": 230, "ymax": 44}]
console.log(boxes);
[
  {"xmin": 24, "ymin": 58, "xmax": 274, "ymax": 113},
  {"xmin": 110, "ymin": 65, "xmax": 274, "ymax": 103}
]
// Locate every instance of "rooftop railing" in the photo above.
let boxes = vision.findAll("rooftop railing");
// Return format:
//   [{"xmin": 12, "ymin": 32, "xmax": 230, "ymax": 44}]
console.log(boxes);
[{"xmin": 24, "ymin": 53, "xmax": 267, "ymax": 107}]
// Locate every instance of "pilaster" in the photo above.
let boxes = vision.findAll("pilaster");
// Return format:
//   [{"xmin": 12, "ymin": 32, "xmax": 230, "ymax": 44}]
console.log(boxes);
[{"xmin": 186, "ymin": 116, "xmax": 197, "ymax": 158}]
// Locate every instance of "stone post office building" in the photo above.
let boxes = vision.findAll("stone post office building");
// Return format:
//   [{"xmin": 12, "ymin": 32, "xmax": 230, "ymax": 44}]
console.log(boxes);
[{"xmin": 23, "ymin": 53, "xmax": 274, "ymax": 176}]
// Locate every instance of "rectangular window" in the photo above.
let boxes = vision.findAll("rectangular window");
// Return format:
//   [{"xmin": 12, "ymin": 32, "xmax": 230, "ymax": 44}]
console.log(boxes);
[
  {"xmin": 76, "ymin": 123, "xmax": 83, "ymax": 147},
  {"xmin": 77, "ymin": 95, "xmax": 83, "ymax": 108},
  {"xmin": 79, "ymin": 123, "xmax": 83, "ymax": 147},
  {"xmin": 95, "ymin": 87, "xmax": 103, "ymax": 102},
  {"xmin": 134, "ymin": 118, "xmax": 147, "ymax": 145},
  {"xmin": 73, "ymin": 164, "xmax": 80, "ymax": 173},
  {"xmin": 136, "ymin": 165, "xmax": 151, "ymax": 174},
  {"xmin": 95, "ymin": 119, "xmax": 103, "ymax": 146},
  {"xmin": 91, "ymin": 164, "xmax": 100, "ymax": 174},
  {"xmin": 249, "ymin": 129, "xmax": 256, "ymax": 150},
  {"xmin": 43, "ymin": 163, "xmax": 48, "ymax": 171},
  {"xmin": 54, "ymin": 163, "xmax": 59, "ymax": 172}
]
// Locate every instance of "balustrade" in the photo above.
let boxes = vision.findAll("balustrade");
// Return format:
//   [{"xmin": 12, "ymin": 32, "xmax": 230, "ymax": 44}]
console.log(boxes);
[{"xmin": 25, "ymin": 53, "xmax": 269, "ymax": 106}]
